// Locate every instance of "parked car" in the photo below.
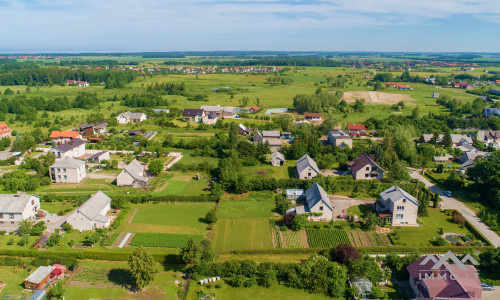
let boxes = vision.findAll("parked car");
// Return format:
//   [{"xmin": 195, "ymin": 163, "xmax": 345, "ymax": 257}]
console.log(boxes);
[
  {"xmin": 481, "ymin": 282, "xmax": 494, "ymax": 291},
  {"xmin": 444, "ymin": 191, "xmax": 453, "ymax": 197}
]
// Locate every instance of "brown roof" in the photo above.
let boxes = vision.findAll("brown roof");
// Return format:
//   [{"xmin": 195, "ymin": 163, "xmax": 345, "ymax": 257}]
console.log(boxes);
[
  {"xmin": 348, "ymin": 153, "xmax": 384, "ymax": 173},
  {"xmin": 304, "ymin": 113, "xmax": 322, "ymax": 118}
]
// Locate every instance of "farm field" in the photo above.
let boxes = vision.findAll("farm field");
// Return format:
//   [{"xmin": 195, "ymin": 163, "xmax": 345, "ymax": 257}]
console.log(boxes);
[
  {"xmin": 217, "ymin": 191, "xmax": 275, "ymax": 219},
  {"xmin": 213, "ymin": 218, "xmax": 273, "ymax": 251},
  {"xmin": 306, "ymin": 229, "xmax": 351, "ymax": 248},
  {"xmin": 130, "ymin": 232, "xmax": 203, "ymax": 248},
  {"xmin": 120, "ymin": 202, "xmax": 215, "ymax": 235}
]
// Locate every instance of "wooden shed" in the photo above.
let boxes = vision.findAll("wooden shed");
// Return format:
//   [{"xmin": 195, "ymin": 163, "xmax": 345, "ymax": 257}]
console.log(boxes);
[{"xmin": 24, "ymin": 266, "xmax": 53, "ymax": 290}]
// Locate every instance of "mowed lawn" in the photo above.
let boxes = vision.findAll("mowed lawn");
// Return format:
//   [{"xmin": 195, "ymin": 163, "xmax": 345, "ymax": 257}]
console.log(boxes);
[
  {"xmin": 187, "ymin": 284, "xmax": 334, "ymax": 300},
  {"xmin": 0, "ymin": 266, "xmax": 31, "ymax": 299},
  {"xmin": 121, "ymin": 202, "xmax": 215, "ymax": 235},
  {"xmin": 217, "ymin": 191, "xmax": 275, "ymax": 219},
  {"xmin": 395, "ymin": 208, "xmax": 472, "ymax": 246},
  {"xmin": 213, "ymin": 218, "xmax": 273, "ymax": 251}
]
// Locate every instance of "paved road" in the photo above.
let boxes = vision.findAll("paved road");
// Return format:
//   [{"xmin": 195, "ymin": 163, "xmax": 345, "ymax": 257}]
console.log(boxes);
[{"xmin": 409, "ymin": 169, "xmax": 500, "ymax": 247}]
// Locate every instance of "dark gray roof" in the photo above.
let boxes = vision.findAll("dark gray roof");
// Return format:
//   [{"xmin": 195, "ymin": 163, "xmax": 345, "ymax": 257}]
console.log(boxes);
[
  {"xmin": 183, "ymin": 109, "xmax": 204, "ymax": 117},
  {"xmin": 78, "ymin": 120, "xmax": 107, "ymax": 129},
  {"xmin": 122, "ymin": 159, "xmax": 149, "ymax": 182},
  {"xmin": 87, "ymin": 151, "xmax": 108, "ymax": 161},
  {"xmin": 55, "ymin": 138, "xmax": 86, "ymax": 153},
  {"xmin": 483, "ymin": 107, "xmax": 500, "ymax": 118},
  {"xmin": 296, "ymin": 154, "xmax": 320, "ymax": 174},
  {"xmin": 305, "ymin": 183, "xmax": 332, "ymax": 211}
]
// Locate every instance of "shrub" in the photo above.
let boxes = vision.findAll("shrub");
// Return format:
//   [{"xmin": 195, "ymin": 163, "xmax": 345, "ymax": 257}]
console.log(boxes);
[{"xmin": 7, "ymin": 238, "xmax": 14, "ymax": 245}]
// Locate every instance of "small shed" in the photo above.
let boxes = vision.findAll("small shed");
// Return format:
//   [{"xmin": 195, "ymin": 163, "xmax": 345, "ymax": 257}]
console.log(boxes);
[
  {"xmin": 286, "ymin": 189, "xmax": 304, "ymax": 199},
  {"xmin": 351, "ymin": 277, "xmax": 373, "ymax": 300},
  {"xmin": 25, "ymin": 266, "xmax": 53, "ymax": 290}
]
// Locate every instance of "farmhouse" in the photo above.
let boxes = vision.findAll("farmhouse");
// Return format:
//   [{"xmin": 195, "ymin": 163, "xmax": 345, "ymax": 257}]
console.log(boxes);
[
  {"xmin": 0, "ymin": 192, "xmax": 40, "ymax": 232},
  {"xmin": 78, "ymin": 120, "xmax": 107, "ymax": 137},
  {"xmin": 25, "ymin": 266, "xmax": 54, "ymax": 290},
  {"xmin": 304, "ymin": 112, "xmax": 322, "ymax": 122},
  {"xmin": 327, "ymin": 130, "xmax": 353, "ymax": 148},
  {"xmin": 407, "ymin": 255, "xmax": 482, "ymax": 299},
  {"xmin": 252, "ymin": 130, "xmax": 283, "ymax": 152},
  {"xmin": 50, "ymin": 158, "xmax": 86, "ymax": 183},
  {"xmin": 87, "ymin": 151, "xmax": 110, "ymax": 164},
  {"xmin": 375, "ymin": 185, "xmax": 419, "ymax": 226},
  {"xmin": 116, "ymin": 159, "xmax": 150, "ymax": 188},
  {"xmin": 66, "ymin": 191, "xmax": 112, "ymax": 231},
  {"xmin": 300, "ymin": 183, "xmax": 333, "ymax": 221},
  {"xmin": 51, "ymin": 138, "xmax": 86, "ymax": 159},
  {"xmin": 203, "ymin": 112, "xmax": 218, "ymax": 125},
  {"xmin": 238, "ymin": 124, "xmax": 251, "ymax": 136},
  {"xmin": 347, "ymin": 154, "xmax": 384, "ymax": 180},
  {"xmin": 295, "ymin": 154, "xmax": 320, "ymax": 179},
  {"xmin": 116, "ymin": 111, "xmax": 147, "ymax": 124},
  {"xmin": 0, "ymin": 123, "xmax": 11, "ymax": 139},
  {"xmin": 476, "ymin": 130, "xmax": 500, "ymax": 148},
  {"xmin": 347, "ymin": 124, "xmax": 366, "ymax": 136},
  {"xmin": 49, "ymin": 131, "xmax": 82, "ymax": 145},
  {"xmin": 66, "ymin": 80, "xmax": 89, "ymax": 87},
  {"xmin": 183, "ymin": 109, "xmax": 205, "ymax": 122},
  {"xmin": 482, "ymin": 107, "xmax": 500, "ymax": 118},
  {"xmin": 270, "ymin": 151, "xmax": 285, "ymax": 166}
]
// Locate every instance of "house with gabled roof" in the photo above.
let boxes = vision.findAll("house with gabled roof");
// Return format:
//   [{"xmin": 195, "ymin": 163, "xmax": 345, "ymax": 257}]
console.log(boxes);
[
  {"xmin": 87, "ymin": 151, "xmax": 110, "ymax": 164},
  {"xmin": 116, "ymin": 159, "xmax": 150, "ymax": 188},
  {"xmin": 375, "ymin": 185, "xmax": 419, "ymax": 226},
  {"xmin": 252, "ymin": 130, "xmax": 283, "ymax": 152},
  {"xmin": 116, "ymin": 111, "xmax": 147, "ymax": 124},
  {"xmin": 50, "ymin": 158, "xmax": 86, "ymax": 183},
  {"xmin": 0, "ymin": 192, "xmax": 40, "ymax": 232},
  {"xmin": 482, "ymin": 107, "xmax": 500, "ymax": 118},
  {"xmin": 304, "ymin": 112, "xmax": 322, "ymax": 122},
  {"xmin": 66, "ymin": 191, "xmax": 112, "ymax": 231},
  {"xmin": 347, "ymin": 124, "xmax": 366, "ymax": 136},
  {"xmin": 49, "ymin": 131, "xmax": 82, "ymax": 145},
  {"xmin": 183, "ymin": 109, "xmax": 205, "ymax": 122},
  {"xmin": 78, "ymin": 120, "xmax": 107, "ymax": 137},
  {"xmin": 347, "ymin": 154, "xmax": 384, "ymax": 180},
  {"xmin": 298, "ymin": 183, "xmax": 333, "ymax": 221},
  {"xmin": 295, "ymin": 154, "xmax": 320, "ymax": 179},
  {"xmin": 50, "ymin": 138, "xmax": 86, "ymax": 159},
  {"xmin": 327, "ymin": 130, "xmax": 353, "ymax": 148},
  {"xmin": 270, "ymin": 151, "xmax": 285, "ymax": 166},
  {"xmin": 0, "ymin": 123, "xmax": 11, "ymax": 139},
  {"xmin": 238, "ymin": 124, "xmax": 251, "ymax": 136}
]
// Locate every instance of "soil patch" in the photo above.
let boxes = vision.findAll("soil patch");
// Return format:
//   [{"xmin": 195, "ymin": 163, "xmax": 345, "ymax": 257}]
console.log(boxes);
[
  {"xmin": 341, "ymin": 91, "xmax": 413, "ymax": 104},
  {"xmin": 255, "ymin": 170, "xmax": 267, "ymax": 175}
]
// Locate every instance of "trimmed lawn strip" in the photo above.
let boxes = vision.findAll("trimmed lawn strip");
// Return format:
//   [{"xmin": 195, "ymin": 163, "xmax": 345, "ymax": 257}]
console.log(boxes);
[
  {"xmin": 214, "ymin": 218, "xmax": 273, "ymax": 252},
  {"xmin": 130, "ymin": 233, "xmax": 203, "ymax": 248}
]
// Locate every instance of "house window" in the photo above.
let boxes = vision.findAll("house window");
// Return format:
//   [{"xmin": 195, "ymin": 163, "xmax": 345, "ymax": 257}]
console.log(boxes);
[
  {"xmin": 63, "ymin": 168, "xmax": 66, "ymax": 173},
  {"xmin": 50, "ymin": 168, "xmax": 54, "ymax": 172},
  {"xmin": 396, "ymin": 214, "xmax": 404, "ymax": 219},
  {"xmin": 365, "ymin": 174, "xmax": 369, "ymax": 178},
  {"xmin": 366, "ymin": 166, "xmax": 370, "ymax": 171},
  {"xmin": 403, "ymin": 199, "xmax": 406, "ymax": 203},
  {"xmin": 0, "ymin": 213, "xmax": 3, "ymax": 219},
  {"xmin": 308, "ymin": 173, "xmax": 311, "ymax": 177},
  {"xmin": 58, "ymin": 175, "xmax": 61, "ymax": 179},
  {"xmin": 319, "ymin": 206, "xmax": 323, "ymax": 211},
  {"xmin": 396, "ymin": 206, "xmax": 404, "ymax": 211},
  {"xmin": 9, "ymin": 214, "xmax": 14, "ymax": 219},
  {"xmin": 64, "ymin": 175, "xmax": 67, "ymax": 180}
]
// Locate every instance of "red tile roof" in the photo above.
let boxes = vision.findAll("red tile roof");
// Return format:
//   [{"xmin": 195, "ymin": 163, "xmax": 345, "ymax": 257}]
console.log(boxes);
[
  {"xmin": 348, "ymin": 124, "xmax": 366, "ymax": 130},
  {"xmin": 0, "ymin": 123, "xmax": 11, "ymax": 132},
  {"xmin": 49, "ymin": 131, "xmax": 80, "ymax": 139}
]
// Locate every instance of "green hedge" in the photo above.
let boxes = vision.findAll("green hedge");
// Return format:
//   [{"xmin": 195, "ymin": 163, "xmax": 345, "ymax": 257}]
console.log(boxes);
[
  {"xmin": 0, "ymin": 249, "xmax": 181, "ymax": 264},
  {"xmin": 40, "ymin": 193, "xmax": 217, "ymax": 203}
]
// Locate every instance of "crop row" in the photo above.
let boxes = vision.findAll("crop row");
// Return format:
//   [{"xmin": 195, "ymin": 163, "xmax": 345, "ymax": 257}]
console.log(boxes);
[
  {"xmin": 306, "ymin": 229, "xmax": 351, "ymax": 248},
  {"xmin": 130, "ymin": 233, "xmax": 203, "ymax": 248}
]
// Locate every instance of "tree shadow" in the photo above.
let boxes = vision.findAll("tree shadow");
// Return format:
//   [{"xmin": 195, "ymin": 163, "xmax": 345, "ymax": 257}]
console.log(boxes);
[
  {"xmin": 107, "ymin": 268, "xmax": 135, "ymax": 290},
  {"xmin": 287, "ymin": 167, "xmax": 296, "ymax": 178}
]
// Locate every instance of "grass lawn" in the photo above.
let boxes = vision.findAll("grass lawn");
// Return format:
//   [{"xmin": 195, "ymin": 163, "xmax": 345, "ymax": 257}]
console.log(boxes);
[
  {"xmin": 347, "ymin": 204, "xmax": 373, "ymax": 222},
  {"xmin": 218, "ymin": 191, "xmax": 275, "ymax": 219},
  {"xmin": 187, "ymin": 283, "xmax": 335, "ymax": 300},
  {"xmin": 213, "ymin": 218, "xmax": 273, "ymax": 252},
  {"xmin": 64, "ymin": 260, "xmax": 185, "ymax": 300},
  {"xmin": 394, "ymin": 208, "xmax": 472, "ymax": 246},
  {"xmin": 121, "ymin": 202, "xmax": 215, "ymax": 235},
  {"xmin": 41, "ymin": 200, "xmax": 78, "ymax": 215},
  {"xmin": 0, "ymin": 266, "xmax": 31, "ymax": 299}
]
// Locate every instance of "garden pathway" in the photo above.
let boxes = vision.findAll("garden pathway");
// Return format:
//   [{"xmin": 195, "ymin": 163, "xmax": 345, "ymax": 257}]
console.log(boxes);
[
  {"xmin": 409, "ymin": 169, "xmax": 500, "ymax": 247},
  {"xmin": 329, "ymin": 196, "xmax": 375, "ymax": 220},
  {"xmin": 118, "ymin": 233, "xmax": 132, "ymax": 248}
]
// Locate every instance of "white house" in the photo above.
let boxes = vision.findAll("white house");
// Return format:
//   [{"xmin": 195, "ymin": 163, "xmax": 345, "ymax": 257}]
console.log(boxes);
[
  {"xmin": 87, "ymin": 151, "xmax": 110, "ymax": 164},
  {"xmin": 50, "ymin": 138, "xmax": 86, "ymax": 159},
  {"xmin": 295, "ymin": 183, "xmax": 332, "ymax": 221},
  {"xmin": 328, "ymin": 130, "xmax": 353, "ymax": 148},
  {"xmin": 375, "ymin": 185, "xmax": 419, "ymax": 226},
  {"xmin": 116, "ymin": 111, "xmax": 147, "ymax": 124},
  {"xmin": 295, "ymin": 154, "xmax": 320, "ymax": 179},
  {"xmin": 65, "ymin": 191, "xmax": 112, "ymax": 232},
  {"xmin": 116, "ymin": 159, "xmax": 150, "ymax": 188},
  {"xmin": 0, "ymin": 192, "xmax": 40, "ymax": 232},
  {"xmin": 270, "ymin": 152, "xmax": 285, "ymax": 166},
  {"xmin": 50, "ymin": 158, "xmax": 86, "ymax": 183}
]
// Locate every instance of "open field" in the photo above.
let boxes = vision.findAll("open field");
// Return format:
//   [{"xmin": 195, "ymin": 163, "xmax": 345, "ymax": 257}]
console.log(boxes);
[
  {"xmin": 218, "ymin": 191, "xmax": 275, "ymax": 219},
  {"xmin": 342, "ymin": 91, "xmax": 414, "ymax": 104},
  {"xmin": 213, "ymin": 218, "xmax": 273, "ymax": 252}
]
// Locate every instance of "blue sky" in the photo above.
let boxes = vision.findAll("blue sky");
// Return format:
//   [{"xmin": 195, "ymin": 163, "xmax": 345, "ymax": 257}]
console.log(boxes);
[{"xmin": 0, "ymin": 0, "xmax": 499, "ymax": 53}]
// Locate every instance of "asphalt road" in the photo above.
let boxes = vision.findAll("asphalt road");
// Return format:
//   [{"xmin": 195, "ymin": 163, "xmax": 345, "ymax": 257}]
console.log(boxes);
[{"xmin": 409, "ymin": 169, "xmax": 500, "ymax": 247}]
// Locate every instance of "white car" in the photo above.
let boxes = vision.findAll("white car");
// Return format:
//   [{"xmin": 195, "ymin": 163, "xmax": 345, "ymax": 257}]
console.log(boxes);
[
  {"xmin": 481, "ymin": 282, "xmax": 494, "ymax": 291},
  {"xmin": 444, "ymin": 191, "xmax": 453, "ymax": 197}
]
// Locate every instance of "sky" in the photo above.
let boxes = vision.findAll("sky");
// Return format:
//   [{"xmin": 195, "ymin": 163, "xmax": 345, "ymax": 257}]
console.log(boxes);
[{"xmin": 0, "ymin": 0, "xmax": 499, "ymax": 53}]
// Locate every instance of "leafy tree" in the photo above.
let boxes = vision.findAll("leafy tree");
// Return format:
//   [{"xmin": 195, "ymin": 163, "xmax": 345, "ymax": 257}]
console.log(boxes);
[
  {"xmin": 18, "ymin": 219, "xmax": 33, "ymax": 236},
  {"xmin": 62, "ymin": 222, "xmax": 73, "ymax": 233},
  {"xmin": 371, "ymin": 287, "xmax": 389, "ymax": 299},
  {"xmin": 479, "ymin": 248, "xmax": 500, "ymax": 279},
  {"xmin": 180, "ymin": 238, "xmax": 200, "ymax": 265},
  {"xmin": 387, "ymin": 161, "xmax": 410, "ymax": 181},
  {"xmin": 147, "ymin": 159, "xmax": 163, "ymax": 176},
  {"xmin": 432, "ymin": 192, "xmax": 440, "ymax": 208},
  {"xmin": 48, "ymin": 281, "xmax": 65, "ymax": 299},
  {"xmin": 282, "ymin": 211, "xmax": 296, "ymax": 228},
  {"xmin": 83, "ymin": 231, "xmax": 101, "ymax": 246},
  {"xmin": 31, "ymin": 221, "xmax": 46, "ymax": 236},
  {"xmin": 467, "ymin": 151, "xmax": 500, "ymax": 208},
  {"xmin": 275, "ymin": 195, "xmax": 289, "ymax": 215},
  {"xmin": 441, "ymin": 132, "xmax": 452, "ymax": 148},
  {"xmin": 199, "ymin": 239, "xmax": 216, "ymax": 262},
  {"xmin": 347, "ymin": 256, "xmax": 384, "ymax": 284},
  {"xmin": 329, "ymin": 244, "xmax": 360, "ymax": 264},
  {"xmin": 129, "ymin": 246, "xmax": 158, "ymax": 291},
  {"xmin": 290, "ymin": 214, "xmax": 308, "ymax": 231},
  {"xmin": 204, "ymin": 209, "xmax": 218, "ymax": 224},
  {"xmin": 364, "ymin": 212, "xmax": 382, "ymax": 230},
  {"xmin": 17, "ymin": 234, "xmax": 29, "ymax": 246},
  {"xmin": 47, "ymin": 229, "xmax": 62, "ymax": 247},
  {"xmin": 436, "ymin": 164, "xmax": 444, "ymax": 174}
]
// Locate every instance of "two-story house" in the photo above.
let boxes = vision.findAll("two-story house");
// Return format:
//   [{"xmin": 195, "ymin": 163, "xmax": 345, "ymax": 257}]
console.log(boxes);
[
  {"xmin": 78, "ymin": 121, "xmax": 108, "ymax": 137},
  {"xmin": 49, "ymin": 131, "xmax": 82, "ymax": 145},
  {"xmin": 295, "ymin": 154, "xmax": 320, "ymax": 179},
  {"xmin": 375, "ymin": 185, "xmax": 419, "ymax": 226},
  {"xmin": 328, "ymin": 130, "xmax": 353, "ymax": 148},
  {"xmin": 347, "ymin": 154, "xmax": 384, "ymax": 180},
  {"xmin": 116, "ymin": 111, "xmax": 147, "ymax": 124},
  {"xmin": 295, "ymin": 183, "xmax": 332, "ymax": 221},
  {"xmin": 50, "ymin": 138, "xmax": 86, "ymax": 159},
  {"xmin": 183, "ymin": 109, "xmax": 205, "ymax": 123},
  {"xmin": 50, "ymin": 158, "xmax": 86, "ymax": 183},
  {"xmin": 0, "ymin": 192, "xmax": 40, "ymax": 232},
  {"xmin": 66, "ymin": 191, "xmax": 112, "ymax": 232}
]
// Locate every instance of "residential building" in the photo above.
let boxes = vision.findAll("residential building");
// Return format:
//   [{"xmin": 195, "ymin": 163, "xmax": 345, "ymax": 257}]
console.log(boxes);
[
  {"xmin": 87, "ymin": 151, "xmax": 110, "ymax": 164},
  {"xmin": 66, "ymin": 191, "xmax": 112, "ymax": 231},
  {"xmin": 116, "ymin": 159, "xmax": 150, "ymax": 188},
  {"xmin": 407, "ymin": 255, "xmax": 482, "ymax": 299},
  {"xmin": 304, "ymin": 112, "xmax": 322, "ymax": 122},
  {"xmin": 221, "ymin": 106, "xmax": 236, "ymax": 118},
  {"xmin": 25, "ymin": 266, "xmax": 54, "ymax": 290},
  {"xmin": 375, "ymin": 185, "xmax": 419, "ymax": 226},
  {"xmin": 78, "ymin": 121, "xmax": 107, "ymax": 137},
  {"xmin": 49, "ymin": 131, "xmax": 82, "ymax": 145},
  {"xmin": 328, "ymin": 130, "xmax": 353, "ymax": 148},
  {"xmin": 66, "ymin": 80, "xmax": 89, "ymax": 87},
  {"xmin": 238, "ymin": 124, "xmax": 251, "ymax": 136},
  {"xmin": 116, "ymin": 111, "xmax": 147, "ymax": 124},
  {"xmin": 200, "ymin": 105, "xmax": 222, "ymax": 115},
  {"xmin": 347, "ymin": 154, "xmax": 384, "ymax": 180},
  {"xmin": 252, "ymin": 130, "xmax": 283, "ymax": 152},
  {"xmin": 459, "ymin": 160, "xmax": 475, "ymax": 174},
  {"xmin": 482, "ymin": 107, "xmax": 500, "ymax": 118},
  {"xmin": 296, "ymin": 183, "xmax": 332, "ymax": 221},
  {"xmin": 420, "ymin": 133, "xmax": 444, "ymax": 144},
  {"xmin": 476, "ymin": 130, "xmax": 500, "ymax": 148},
  {"xmin": 50, "ymin": 158, "xmax": 86, "ymax": 183},
  {"xmin": 0, "ymin": 123, "xmax": 11, "ymax": 139},
  {"xmin": 50, "ymin": 138, "xmax": 86, "ymax": 159},
  {"xmin": 420, "ymin": 133, "xmax": 473, "ymax": 147},
  {"xmin": 270, "ymin": 151, "xmax": 285, "ymax": 166},
  {"xmin": 248, "ymin": 106, "xmax": 260, "ymax": 112},
  {"xmin": 183, "ymin": 109, "xmax": 205, "ymax": 122},
  {"xmin": 203, "ymin": 112, "xmax": 218, "ymax": 125},
  {"xmin": 433, "ymin": 154, "xmax": 454, "ymax": 162},
  {"xmin": 347, "ymin": 124, "xmax": 366, "ymax": 136},
  {"xmin": 295, "ymin": 154, "xmax": 320, "ymax": 179},
  {"xmin": 459, "ymin": 151, "xmax": 489, "ymax": 164},
  {"xmin": 0, "ymin": 192, "xmax": 40, "ymax": 232}
]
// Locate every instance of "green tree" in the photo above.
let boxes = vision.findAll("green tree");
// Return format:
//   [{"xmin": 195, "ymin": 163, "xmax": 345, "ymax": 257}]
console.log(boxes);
[
  {"xmin": 441, "ymin": 132, "xmax": 452, "ymax": 148},
  {"xmin": 290, "ymin": 214, "xmax": 308, "ymax": 231},
  {"xmin": 371, "ymin": 287, "xmax": 389, "ymax": 299},
  {"xmin": 275, "ymin": 195, "xmax": 289, "ymax": 215},
  {"xmin": 31, "ymin": 221, "xmax": 46, "ymax": 236},
  {"xmin": 83, "ymin": 231, "xmax": 101, "ymax": 246},
  {"xmin": 148, "ymin": 159, "xmax": 163, "ymax": 176},
  {"xmin": 18, "ymin": 219, "xmax": 33, "ymax": 236},
  {"xmin": 204, "ymin": 209, "xmax": 218, "ymax": 224},
  {"xmin": 129, "ymin": 246, "xmax": 159, "ymax": 291},
  {"xmin": 387, "ymin": 161, "xmax": 410, "ymax": 181},
  {"xmin": 432, "ymin": 192, "xmax": 440, "ymax": 208},
  {"xmin": 48, "ymin": 281, "xmax": 65, "ymax": 299},
  {"xmin": 180, "ymin": 238, "xmax": 200, "ymax": 265},
  {"xmin": 47, "ymin": 229, "xmax": 62, "ymax": 247},
  {"xmin": 467, "ymin": 151, "xmax": 500, "ymax": 208},
  {"xmin": 364, "ymin": 212, "xmax": 382, "ymax": 230}
]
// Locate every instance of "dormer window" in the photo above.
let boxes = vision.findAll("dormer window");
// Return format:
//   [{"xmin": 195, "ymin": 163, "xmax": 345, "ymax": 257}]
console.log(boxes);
[{"xmin": 403, "ymin": 199, "xmax": 406, "ymax": 203}]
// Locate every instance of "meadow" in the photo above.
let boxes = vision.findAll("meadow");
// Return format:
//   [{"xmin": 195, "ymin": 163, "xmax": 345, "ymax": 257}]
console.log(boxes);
[
  {"xmin": 213, "ymin": 218, "xmax": 273, "ymax": 252},
  {"xmin": 217, "ymin": 191, "xmax": 276, "ymax": 219}
]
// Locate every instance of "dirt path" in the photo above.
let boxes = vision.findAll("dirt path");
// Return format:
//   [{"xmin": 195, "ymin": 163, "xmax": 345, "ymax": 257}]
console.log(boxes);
[
  {"xmin": 154, "ymin": 181, "xmax": 169, "ymax": 192},
  {"xmin": 128, "ymin": 208, "xmax": 138, "ymax": 224},
  {"xmin": 111, "ymin": 232, "xmax": 127, "ymax": 248}
]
